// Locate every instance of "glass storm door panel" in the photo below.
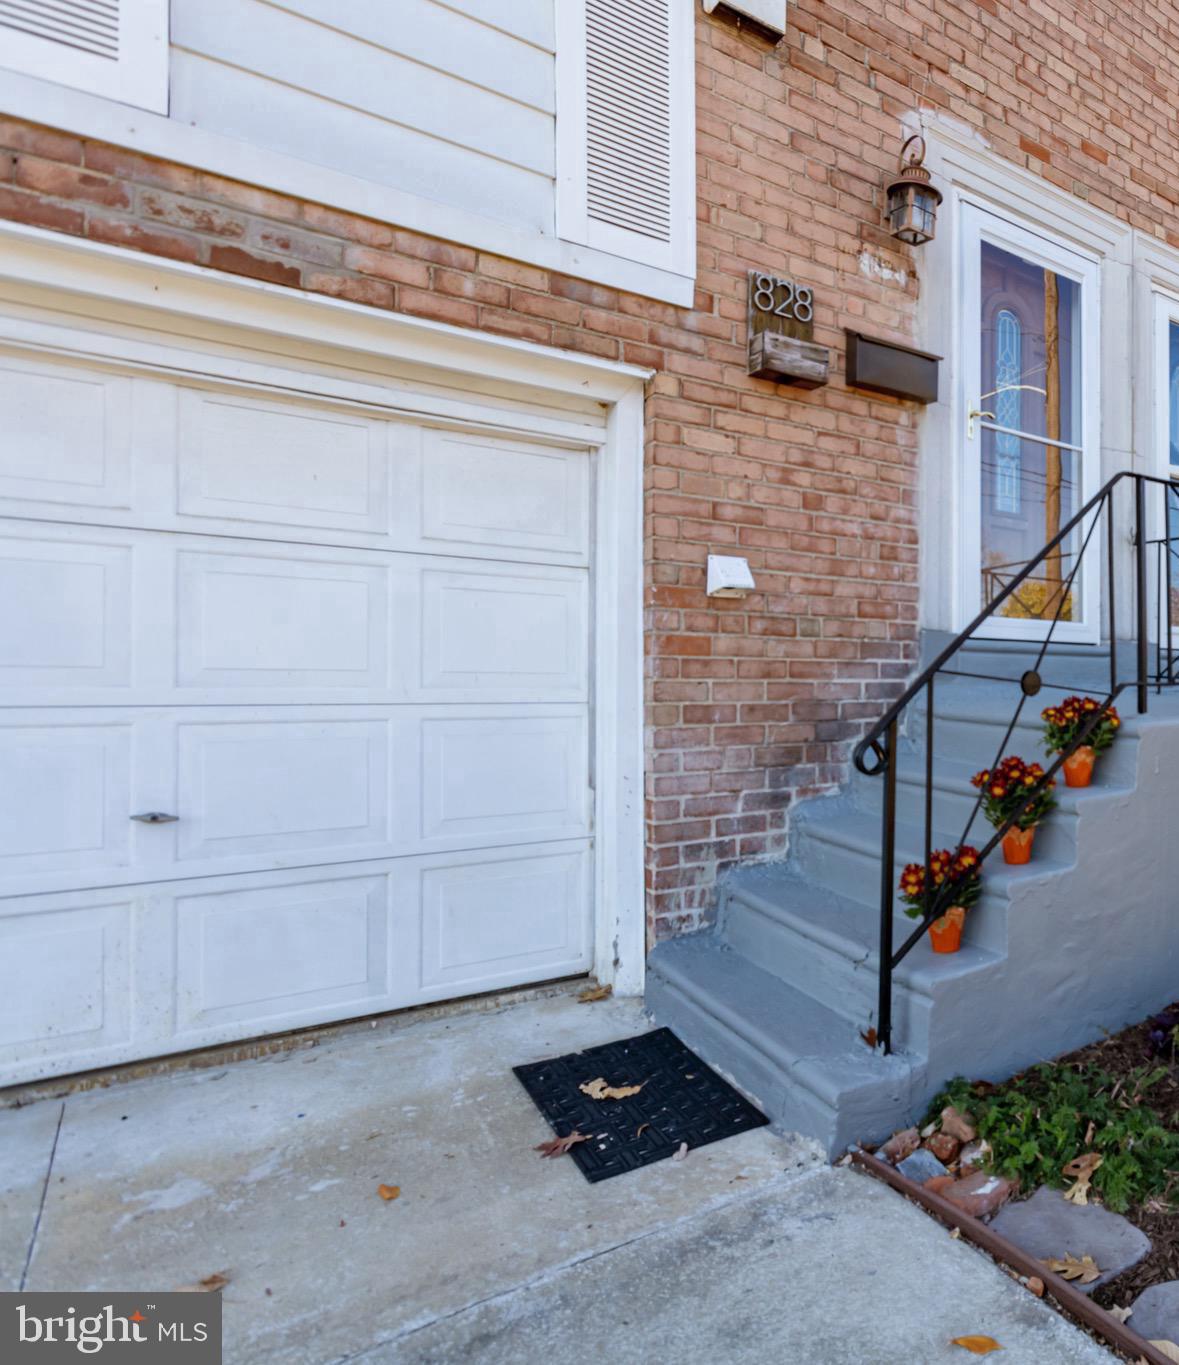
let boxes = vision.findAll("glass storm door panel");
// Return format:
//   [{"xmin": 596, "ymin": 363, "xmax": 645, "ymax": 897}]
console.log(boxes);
[{"xmin": 961, "ymin": 206, "xmax": 1100, "ymax": 640}]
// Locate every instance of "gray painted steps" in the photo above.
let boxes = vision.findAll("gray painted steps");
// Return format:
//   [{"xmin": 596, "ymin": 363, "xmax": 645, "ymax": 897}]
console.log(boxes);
[{"xmin": 645, "ymin": 934, "xmax": 924, "ymax": 1157}]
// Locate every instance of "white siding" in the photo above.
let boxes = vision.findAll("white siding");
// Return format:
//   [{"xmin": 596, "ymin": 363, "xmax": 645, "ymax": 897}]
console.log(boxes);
[{"xmin": 170, "ymin": 0, "xmax": 557, "ymax": 234}]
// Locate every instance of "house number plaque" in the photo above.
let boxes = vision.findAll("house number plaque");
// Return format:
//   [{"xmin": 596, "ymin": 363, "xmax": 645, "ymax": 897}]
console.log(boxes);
[{"xmin": 747, "ymin": 269, "xmax": 829, "ymax": 388}]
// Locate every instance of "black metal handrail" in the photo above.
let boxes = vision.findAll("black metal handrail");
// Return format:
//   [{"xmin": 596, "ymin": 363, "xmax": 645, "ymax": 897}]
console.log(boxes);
[{"xmin": 853, "ymin": 471, "xmax": 1179, "ymax": 1054}]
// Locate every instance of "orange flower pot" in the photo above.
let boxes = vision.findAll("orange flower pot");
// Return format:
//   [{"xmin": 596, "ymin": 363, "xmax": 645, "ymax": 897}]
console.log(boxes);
[
  {"xmin": 928, "ymin": 906, "xmax": 965, "ymax": 954},
  {"xmin": 1061, "ymin": 744, "xmax": 1096, "ymax": 788},
  {"xmin": 1001, "ymin": 825, "xmax": 1036, "ymax": 865}
]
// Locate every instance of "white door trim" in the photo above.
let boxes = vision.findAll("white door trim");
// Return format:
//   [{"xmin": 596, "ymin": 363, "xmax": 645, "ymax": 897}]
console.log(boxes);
[{"xmin": 0, "ymin": 220, "xmax": 649, "ymax": 1000}]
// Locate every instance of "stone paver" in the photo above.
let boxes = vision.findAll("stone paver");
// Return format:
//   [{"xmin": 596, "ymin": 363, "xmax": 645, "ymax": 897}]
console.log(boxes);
[
  {"xmin": 1127, "ymin": 1281, "xmax": 1179, "ymax": 1340},
  {"xmin": 896, "ymin": 1148, "xmax": 948, "ymax": 1184},
  {"xmin": 990, "ymin": 1185, "xmax": 1152, "ymax": 1292}
]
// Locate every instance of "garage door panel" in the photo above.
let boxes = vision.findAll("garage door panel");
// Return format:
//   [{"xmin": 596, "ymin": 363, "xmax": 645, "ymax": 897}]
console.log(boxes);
[
  {"xmin": 0, "ymin": 723, "xmax": 132, "ymax": 877},
  {"xmin": 176, "ymin": 717, "xmax": 389, "ymax": 862},
  {"xmin": 175, "ymin": 874, "xmax": 389, "ymax": 1034},
  {"xmin": 411, "ymin": 712, "xmax": 589, "ymax": 849},
  {"xmin": 0, "ymin": 536, "xmax": 132, "ymax": 691},
  {"xmin": 0, "ymin": 900, "xmax": 132, "ymax": 1070},
  {"xmin": 414, "ymin": 844, "xmax": 591, "ymax": 996},
  {"xmin": 177, "ymin": 547, "xmax": 389, "ymax": 692},
  {"xmin": 416, "ymin": 562, "xmax": 587, "ymax": 700},
  {"xmin": 0, "ymin": 354, "xmax": 132, "ymax": 512},
  {"xmin": 176, "ymin": 389, "xmax": 391, "ymax": 538},
  {"xmin": 415, "ymin": 429, "xmax": 590, "ymax": 562}
]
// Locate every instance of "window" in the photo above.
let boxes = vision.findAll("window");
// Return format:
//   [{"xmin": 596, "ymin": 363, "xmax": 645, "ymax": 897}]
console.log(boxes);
[
  {"xmin": 0, "ymin": 0, "xmax": 167, "ymax": 113},
  {"xmin": 993, "ymin": 308, "xmax": 1023, "ymax": 514},
  {"xmin": 555, "ymin": 0, "xmax": 695, "ymax": 277}
]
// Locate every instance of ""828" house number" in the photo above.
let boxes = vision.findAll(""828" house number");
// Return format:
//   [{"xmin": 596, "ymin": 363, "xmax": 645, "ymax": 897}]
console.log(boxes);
[{"xmin": 750, "ymin": 273, "xmax": 814, "ymax": 325}]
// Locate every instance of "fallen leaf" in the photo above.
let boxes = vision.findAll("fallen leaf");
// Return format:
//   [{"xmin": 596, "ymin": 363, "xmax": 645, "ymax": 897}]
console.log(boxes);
[
  {"xmin": 377, "ymin": 1184, "xmax": 401, "ymax": 1201},
  {"xmin": 579, "ymin": 1076, "xmax": 645, "ymax": 1101},
  {"xmin": 672, "ymin": 1141, "xmax": 689, "ymax": 1161},
  {"xmin": 1110, "ymin": 1305, "xmax": 1132, "ymax": 1323},
  {"xmin": 1025, "ymin": 1277, "xmax": 1044, "ymax": 1298},
  {"xmin": 1062, "ymin": 1152, "xmax": 1103, "ymax": 1206},
  {"xmin": 951, "ymin": 1336, "xmax": 1003, "ymax": 1355},
  {"xmin": 535, "ymin": 1131, "xmax": 590, "ymax": 1158},
  {"xmin": 1152, "ymin": 1344, "xmax": 1179, "ymax": 1364},
  {"xmin": 577, "ymin": 983, "xmax": 613, "ymax": 1003},
  {"xmin": 636, "ymin": 1123, "xmax": 650, "ymax": 1138},
  {"xmin": 860, "ymin": 1026, "xmax": 878, "ymax": 1048},
  {"xmin": 1041, "ymin": 1254, "xmax": 1101, "ymax": 1284},
  {"xmin": 1083, "ymin": 1120, "xmax": 1095, "ymax": 1146},
  {"xmin": 175, "ymin": 1271, "xmax": 230, "ymax": 1293},
  {"xmin": 949, "ymin": 1226, "xmax": 962, "ymax": 1240}
]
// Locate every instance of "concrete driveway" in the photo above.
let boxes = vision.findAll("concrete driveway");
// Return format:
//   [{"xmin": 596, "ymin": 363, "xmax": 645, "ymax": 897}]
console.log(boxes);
[{"xmin": 1, "ymin": 990, "xmax": 1113, "ymax": 1363}]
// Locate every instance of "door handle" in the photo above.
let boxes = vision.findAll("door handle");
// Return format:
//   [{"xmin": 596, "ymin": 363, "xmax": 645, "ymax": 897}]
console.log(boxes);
[
  {"xmin": 968, "ymin": 408, "xmax": 995, "ymax": 440},
  {"xmin": 130, "ymin": 812, "xmax": 179, "ymax": 823}
]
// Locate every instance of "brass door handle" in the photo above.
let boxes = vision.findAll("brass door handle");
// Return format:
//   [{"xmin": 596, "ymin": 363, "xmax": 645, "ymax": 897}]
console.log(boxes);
[{"xmin": 968, "ymin": 408, "xmax": 995, "ymax": 440}]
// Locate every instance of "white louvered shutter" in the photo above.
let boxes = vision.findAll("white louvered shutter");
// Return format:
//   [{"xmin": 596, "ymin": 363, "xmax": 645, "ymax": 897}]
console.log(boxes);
[
  {"xmin": 0, "ymin": 0, "xmax": 168, "ymax": 113},
  {"xmin": 556, "ymin": 0, "xmax": 695, "ymax": 280}
]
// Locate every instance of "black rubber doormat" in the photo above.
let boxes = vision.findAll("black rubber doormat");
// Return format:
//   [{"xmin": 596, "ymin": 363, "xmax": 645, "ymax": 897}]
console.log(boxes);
[{"xmin": 513, "ymin": 1027, "xmax": 768, "ymax": 1182}]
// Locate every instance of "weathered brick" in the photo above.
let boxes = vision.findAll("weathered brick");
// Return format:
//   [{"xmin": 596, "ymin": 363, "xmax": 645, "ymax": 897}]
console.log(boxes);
[{"xmin": 206, "ymin": 245, "xmax": 302, "ymax": 288}]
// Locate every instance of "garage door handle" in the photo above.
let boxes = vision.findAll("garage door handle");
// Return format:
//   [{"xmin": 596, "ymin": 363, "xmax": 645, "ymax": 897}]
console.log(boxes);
[{"xmin": 131, "ymin": 812, "xmax": 179, "ymax": 823}]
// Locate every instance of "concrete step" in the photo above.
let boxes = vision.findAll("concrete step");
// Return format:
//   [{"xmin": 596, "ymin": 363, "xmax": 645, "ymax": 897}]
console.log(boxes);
[
  {"xmin": 719, "ymin": 867, "xmax": 1003, "ymax": 1053},
  {"xmin": 645, "ymin": 934, "xmax": 925, "ymax": 1158},
  {"xmin": 789, "ymin": 804, "xmax": 1070, "ymax": 942}
]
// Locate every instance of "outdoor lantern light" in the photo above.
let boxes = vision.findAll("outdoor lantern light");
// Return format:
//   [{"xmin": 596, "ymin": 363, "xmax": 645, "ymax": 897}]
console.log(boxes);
[{"xmin": 885, "ymin": 134, "xmax": 942, "ymax": 246}]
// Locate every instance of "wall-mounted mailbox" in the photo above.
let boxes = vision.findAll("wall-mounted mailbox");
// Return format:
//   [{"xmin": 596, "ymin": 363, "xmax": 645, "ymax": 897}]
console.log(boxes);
[{"xmin": 845, "ymin": 332, "xmax": 940, "ymax": 404}]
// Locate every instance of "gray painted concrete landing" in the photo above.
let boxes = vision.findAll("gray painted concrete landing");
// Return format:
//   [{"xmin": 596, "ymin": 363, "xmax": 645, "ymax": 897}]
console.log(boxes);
[{"xmin": 0, "ymin": 991, "xmax": 1114, "ymax": 1364}]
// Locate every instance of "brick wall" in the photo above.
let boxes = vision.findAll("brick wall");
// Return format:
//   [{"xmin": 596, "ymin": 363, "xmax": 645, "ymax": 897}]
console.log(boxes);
[{"xmin": 1, "ymin": 1, "xmax": 1175, "ymax": 942}]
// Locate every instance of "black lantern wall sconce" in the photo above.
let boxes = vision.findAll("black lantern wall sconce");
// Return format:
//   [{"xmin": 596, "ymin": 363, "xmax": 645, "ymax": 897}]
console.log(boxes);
[{"xmin": 885, "ymin": 134, "xmax": 942, "ymax": 246}]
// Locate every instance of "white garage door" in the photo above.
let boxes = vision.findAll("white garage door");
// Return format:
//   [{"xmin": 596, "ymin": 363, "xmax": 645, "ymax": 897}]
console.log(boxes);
[{"xmin": 0, "ymin": 347, "xmax": 595, "ymax": 1084}]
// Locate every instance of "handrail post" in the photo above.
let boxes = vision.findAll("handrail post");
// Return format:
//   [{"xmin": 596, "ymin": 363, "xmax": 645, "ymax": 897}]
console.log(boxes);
[
  {"xmin": 1136, "ymin": 475, "xmax": 1149, "ymax": 714},
  {"xmin": 877, "ymin": 717, "xmax": 898, "ymax": 1055}
]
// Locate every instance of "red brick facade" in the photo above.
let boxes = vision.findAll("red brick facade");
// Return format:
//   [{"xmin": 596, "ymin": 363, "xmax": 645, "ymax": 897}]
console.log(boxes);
[{"xmin": 1, "ymin": 1, "xmax": 1175, "ymax": 942}]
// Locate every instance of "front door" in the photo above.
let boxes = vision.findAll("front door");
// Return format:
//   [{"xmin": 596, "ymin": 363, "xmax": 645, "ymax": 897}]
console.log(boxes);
[{"xmin": 959, "ymin": 204, "xmax": 1100, "ymax": 641}]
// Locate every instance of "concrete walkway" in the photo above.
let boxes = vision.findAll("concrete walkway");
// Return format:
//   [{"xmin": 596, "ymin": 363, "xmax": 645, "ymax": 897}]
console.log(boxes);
[{"xmin": 1, "ymin": 992, "xmax": 1113, "ymax": 1364}]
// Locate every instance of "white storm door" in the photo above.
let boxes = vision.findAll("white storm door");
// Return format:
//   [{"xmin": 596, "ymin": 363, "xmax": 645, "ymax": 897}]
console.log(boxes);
[{"xmin": 958, "ymin": 203, "xmax": 1101, "ymax": 641}]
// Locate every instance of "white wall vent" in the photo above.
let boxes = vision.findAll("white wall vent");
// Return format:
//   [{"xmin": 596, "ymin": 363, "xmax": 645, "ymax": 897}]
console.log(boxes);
[
  {"xmin": 0, "ymin": 0, "xmax": 168, "ymax": 112},
  {"xmin": 585, "ymin": 0, "xmax": 672, "ymax": 244}
]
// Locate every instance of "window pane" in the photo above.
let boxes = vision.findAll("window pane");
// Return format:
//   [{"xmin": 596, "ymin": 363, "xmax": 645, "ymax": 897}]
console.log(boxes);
[
  {"xmin": 981, "ymin": 431, "xmax": 1082, "ymax": 621},
  {"xmin": 980, "ymin": 241, "xmax": 1080, "ymax": 448}
]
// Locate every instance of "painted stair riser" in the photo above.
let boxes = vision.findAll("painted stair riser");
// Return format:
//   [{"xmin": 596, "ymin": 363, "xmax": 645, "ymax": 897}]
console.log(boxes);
[
  {"xmin": 789, "ymin": 827, "xmax": 1014, "ymax": 951},
  {"xmin": 720, "ymin": 889, "xmax": 932, "ymax": 1051}
]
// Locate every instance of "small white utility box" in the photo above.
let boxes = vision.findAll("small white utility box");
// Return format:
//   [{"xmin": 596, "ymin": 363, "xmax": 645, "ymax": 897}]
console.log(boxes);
[
  {"xmin": 706, "ymin": 554, "xmax": 756, "ymax": 599},
  {"xmin": 701, "ymin": 0, "xmax": 787, "ymax": 39}
]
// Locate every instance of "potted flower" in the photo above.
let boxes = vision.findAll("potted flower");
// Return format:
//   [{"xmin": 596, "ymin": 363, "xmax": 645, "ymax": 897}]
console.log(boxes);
[
  {"xmin": 1041, "ymin": 695, "xmax": 1120, "ymax": 788},
  {"xmin": 897, "ymin": 846, "xmax": 982, "ymax": 954},
  {"xmin": 970, "ymin": 756, "xmax": 1056, "ymax": 864}
]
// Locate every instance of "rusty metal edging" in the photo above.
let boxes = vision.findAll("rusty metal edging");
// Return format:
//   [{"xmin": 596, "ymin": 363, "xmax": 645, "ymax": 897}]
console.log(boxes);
[{"xmin": 851, "ymin": 1148, "xmax": 1171, "ymax": 1365}]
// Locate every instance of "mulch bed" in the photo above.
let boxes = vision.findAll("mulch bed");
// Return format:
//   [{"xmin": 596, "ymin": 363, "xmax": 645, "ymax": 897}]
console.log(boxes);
[{"xmin": 1055, "ymin": 1008, "xmax": 1179, "ymax": 1309}]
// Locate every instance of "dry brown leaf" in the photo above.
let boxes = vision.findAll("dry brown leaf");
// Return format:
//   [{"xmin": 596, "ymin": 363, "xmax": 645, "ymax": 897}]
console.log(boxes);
[
  {"xmin": 579, "ymin": 1076, "xmax": 645, "ymax": 1101},
  {"xmin": 377, "ymin": 1184, "xmax": 401, "ymax": 1201},
  {"xmin": 1083, "ymin": 1120, "xmax": 1096, "ymax": 1146},
  {"xmin": 577, "ymin": 984, "xmax": 613, "ymax": 1003},
  {"xmin": 950, "ymin": 1336, "xmax": 1003, "ymax": 1355},
  {"xmin": 1041, "ymin": 1254, "xmax": 1101, "ymax": 1284},
  {"xmin": 1109, "ymin": 1305, "xmax": 1133, "ymax": 1323},
  {"xmin": 1025, "ymin": 1277, "xmax": 1044, "ymax": 1298},
  {"xmin": 1151, "ymin": 1343, "xmax": 1179, "ymax": 1364},
  {"xmin": 636, "ymin": 1123, "xmax": 650, "ymax": 1138},
  {"xmin": 175, "ymin": 1271, "xmax": 230, "ymax": 1293},
  {"xmin": 672, "ymin": 1141, "xmax": 689, "ymax": 1161},
  {"xmin": 1062, "ymin": 1151, "xmax": 1103, "ymax": 1206},
  {"xmin": 534, "ymin": 1131, "xmax": 590, "ymax": 1158},
  {"xmin": 860, "ymin": 1026, "xmax": 878, "ymax": 1048}
]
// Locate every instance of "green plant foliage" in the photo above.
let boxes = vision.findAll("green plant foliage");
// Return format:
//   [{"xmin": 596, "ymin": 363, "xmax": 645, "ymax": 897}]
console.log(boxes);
[{"xmin": 928, "ymin": 1063, "xmax": 1179, "ymax": 1213}]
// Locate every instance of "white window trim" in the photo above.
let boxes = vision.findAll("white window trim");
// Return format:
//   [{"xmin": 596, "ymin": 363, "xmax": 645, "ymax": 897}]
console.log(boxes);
[
  {"xmin": 0, "ymin": 217, "xmax": 650, "ymax": 997},
  {"xmin": 0, "ymin": 62, "xmax": 696, "ymax": 307}
]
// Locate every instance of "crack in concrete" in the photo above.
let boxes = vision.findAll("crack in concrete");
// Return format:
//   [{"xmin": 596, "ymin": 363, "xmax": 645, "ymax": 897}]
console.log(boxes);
[
  {"xmin": 329, "ymin": 1161, "xmax": 830, "ymax": 1365},
  {"xmin": 20, "ymin": 1099, "xmax": 64, "ymax": 1292}
]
